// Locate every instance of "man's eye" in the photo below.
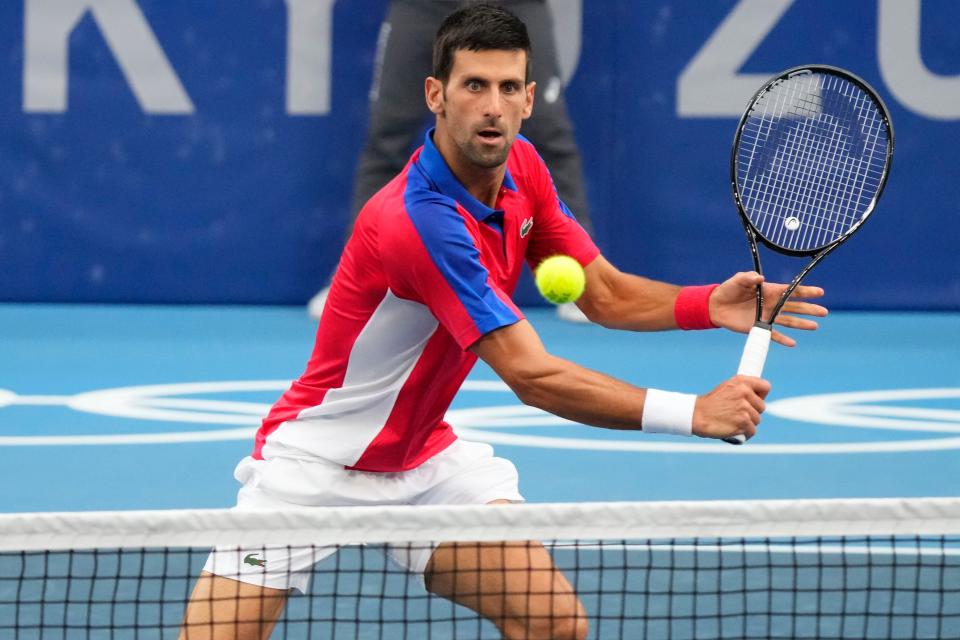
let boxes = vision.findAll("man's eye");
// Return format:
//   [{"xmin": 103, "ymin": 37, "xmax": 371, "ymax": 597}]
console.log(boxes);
[
  {"xmin": 467, "ymin": 80, "xmax": 482, "ymax": 91},
  {"xmin": 503, "ymin": 83, "xmax": 518, "ymax": 94}
]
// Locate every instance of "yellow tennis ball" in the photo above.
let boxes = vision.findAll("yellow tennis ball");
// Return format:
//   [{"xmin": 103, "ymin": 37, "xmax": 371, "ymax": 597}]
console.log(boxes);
[{"xmin": 535, "ymin": 255, "xmax": 585, "ymax": 304}]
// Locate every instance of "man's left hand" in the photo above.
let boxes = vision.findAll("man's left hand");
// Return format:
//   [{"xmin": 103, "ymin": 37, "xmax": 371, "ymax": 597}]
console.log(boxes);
[{"xmin": 709, "ymin": 271, "xmax": 828, "ymax": 347}]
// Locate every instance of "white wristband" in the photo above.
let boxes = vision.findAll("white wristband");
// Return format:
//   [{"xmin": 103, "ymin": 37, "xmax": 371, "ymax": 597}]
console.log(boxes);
[{"xmin": 642, "ymin": 389, "xmax": 696, "ymax": 437}]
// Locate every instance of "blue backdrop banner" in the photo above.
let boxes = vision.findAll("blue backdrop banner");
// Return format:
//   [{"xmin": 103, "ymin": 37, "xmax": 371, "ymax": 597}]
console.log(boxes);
[{"xmin": 1, "ymin": 0, "xmax": 957, "ymax": 309}]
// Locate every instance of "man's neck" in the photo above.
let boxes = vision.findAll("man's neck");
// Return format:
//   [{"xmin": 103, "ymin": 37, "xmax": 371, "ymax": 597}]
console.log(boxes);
[{"xmin": 433, "ymin": 130, "xmax": 505, "ymax": 209}]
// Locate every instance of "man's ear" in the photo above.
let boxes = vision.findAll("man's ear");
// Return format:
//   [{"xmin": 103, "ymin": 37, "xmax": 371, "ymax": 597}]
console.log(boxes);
[
  {"xmin": 425, "ymin": 77, "xmax": 445, "ymax": 116},
  {"xmin": 523, "ymin": 80, "xmax": 536, "ymax": 119}
]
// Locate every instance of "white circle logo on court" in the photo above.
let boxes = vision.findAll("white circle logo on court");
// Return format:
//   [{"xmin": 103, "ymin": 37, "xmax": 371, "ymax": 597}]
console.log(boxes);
[{"xmin": 2, "ymin": 382, "xmax": 960, "ymax": 453}]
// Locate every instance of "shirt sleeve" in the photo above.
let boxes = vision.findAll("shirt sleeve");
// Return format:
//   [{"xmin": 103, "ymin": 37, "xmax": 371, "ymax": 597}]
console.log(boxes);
[
  {"xmin": 383, "ymin": 192, "xmax": 524, "ymax": 349},
  {"xmin": 518, "ymin": 139, "xmax": 601, "ymax": 271}
]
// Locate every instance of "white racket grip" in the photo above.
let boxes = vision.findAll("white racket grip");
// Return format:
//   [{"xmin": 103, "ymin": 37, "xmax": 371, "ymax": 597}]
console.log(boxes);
[
  {"xmin": 725, "ymin": 325, "xmax": 772, "ymax": 445},
  {"xmin": 737, "ymin": 325, "xmax": 772, "ymax": 377}
]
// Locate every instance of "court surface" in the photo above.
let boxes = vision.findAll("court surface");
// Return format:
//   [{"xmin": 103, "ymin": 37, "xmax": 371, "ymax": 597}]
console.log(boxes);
[{"xmin": 1, "ymin": 303, "xmax": 958, "ymax": 513}]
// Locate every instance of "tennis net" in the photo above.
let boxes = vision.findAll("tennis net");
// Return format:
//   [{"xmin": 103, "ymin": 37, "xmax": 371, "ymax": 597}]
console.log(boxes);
[{"xmin": 1, "ymin": 497, "xmax": 958, "ymax": 639}]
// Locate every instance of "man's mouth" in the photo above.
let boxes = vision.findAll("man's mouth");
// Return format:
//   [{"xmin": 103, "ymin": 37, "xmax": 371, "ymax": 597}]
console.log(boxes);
[{"xmin": 476, "ymin": 129, "xmax": 504, "ymax": 142}]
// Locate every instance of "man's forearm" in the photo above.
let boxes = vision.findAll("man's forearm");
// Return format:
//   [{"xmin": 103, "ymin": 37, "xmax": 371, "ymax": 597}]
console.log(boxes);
[
  {"xmin": 578, "ymin": 258, "xmax": 683, "ymax": 331},
  {"xmin": 507, "ymin": 353, "xmax": 651, "ymax": 430},
  {"xmin": 472, "ymin": 319, "xmax": 759, "ymax": 442}
]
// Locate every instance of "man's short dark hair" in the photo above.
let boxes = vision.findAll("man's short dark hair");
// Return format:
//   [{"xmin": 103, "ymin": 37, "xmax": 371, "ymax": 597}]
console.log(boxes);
[{"xmin": 432, "ymin": 3, "xmax": 532, "ymax": 83}]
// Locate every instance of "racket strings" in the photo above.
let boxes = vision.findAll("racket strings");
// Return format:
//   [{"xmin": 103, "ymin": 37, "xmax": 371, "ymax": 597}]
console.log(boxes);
[
  {"xmin": 764, "ymin": 90, "xmax": 866, "ymax": 245},
  {"xmin": 789, "ymin": 82, "xmax": 885, "ymax": 250},
  {"xmin": 749, "ymin": 84, "xmax": 879, "ymax": 247},
  {"xmin": 743, "ymin": 77, "xmax": 886, "ymax": 249},
  {"xmin": 748, "ymin": 76, "xmax": 878, "ymax": 243},
  {"xmin": 735, "ymin": 72, "xmax": 889, "ymax": 253}
]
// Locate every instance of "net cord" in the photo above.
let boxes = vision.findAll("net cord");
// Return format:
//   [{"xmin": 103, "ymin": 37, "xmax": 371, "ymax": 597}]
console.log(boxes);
[{"xmin": 2, "ymin": 497, "xmax": 959, "ymax": 552}]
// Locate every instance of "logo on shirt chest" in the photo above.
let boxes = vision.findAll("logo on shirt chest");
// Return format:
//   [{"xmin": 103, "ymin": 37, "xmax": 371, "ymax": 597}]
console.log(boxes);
[{"xmin": 520, "ymin": 217, "xmax": 534, "ymax": 238}]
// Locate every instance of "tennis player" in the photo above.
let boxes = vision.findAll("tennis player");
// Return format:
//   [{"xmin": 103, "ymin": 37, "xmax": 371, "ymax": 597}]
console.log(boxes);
[{"xmin": 180, "ymin": 4, "xmax": 827, "ymax": 639}]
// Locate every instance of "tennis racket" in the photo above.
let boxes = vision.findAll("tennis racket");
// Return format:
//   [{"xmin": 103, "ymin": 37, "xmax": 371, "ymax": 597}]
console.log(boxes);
[{"xmin": 725, "ymin": 65, "xmax": 894, "ymax": 445}]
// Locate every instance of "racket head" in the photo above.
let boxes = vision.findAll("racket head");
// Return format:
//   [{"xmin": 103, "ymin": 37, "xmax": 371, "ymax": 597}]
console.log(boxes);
[{"xmin": 731, "ymin": 65, "xmax": 894, "ymax": 257}]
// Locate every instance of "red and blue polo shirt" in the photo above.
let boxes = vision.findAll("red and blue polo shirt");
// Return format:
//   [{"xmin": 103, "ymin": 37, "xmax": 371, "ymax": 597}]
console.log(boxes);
[{"xmin": 254, "ymin": 130, "xmax": 599, "ymax": 472}]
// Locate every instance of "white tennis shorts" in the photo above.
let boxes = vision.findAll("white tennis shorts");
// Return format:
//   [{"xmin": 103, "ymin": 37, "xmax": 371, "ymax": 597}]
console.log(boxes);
[{"xmin": 202, "ymin": 439, "xmax": 522, "ymax": 592}]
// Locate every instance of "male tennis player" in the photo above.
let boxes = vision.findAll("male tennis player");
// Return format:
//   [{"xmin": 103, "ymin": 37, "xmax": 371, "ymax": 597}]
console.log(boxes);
[{"xmin": 180, "ymin": 5, "xmax": 826, "ymax": 639}]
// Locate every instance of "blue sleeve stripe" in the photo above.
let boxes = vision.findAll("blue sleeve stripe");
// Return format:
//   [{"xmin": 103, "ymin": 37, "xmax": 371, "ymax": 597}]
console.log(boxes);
[
  {"xmin": 557, "ymin": 198, "xmax": 578, "ymax": 222},
  {"xmin": 404, "ymin": 171, "xmax": 520, "ymax": 335}
]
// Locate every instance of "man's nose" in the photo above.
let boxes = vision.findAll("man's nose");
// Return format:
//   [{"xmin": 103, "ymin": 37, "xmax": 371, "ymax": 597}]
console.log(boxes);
[{"xmin": 482, "ymin": 89, "xmax": 504, "ymax": 119}]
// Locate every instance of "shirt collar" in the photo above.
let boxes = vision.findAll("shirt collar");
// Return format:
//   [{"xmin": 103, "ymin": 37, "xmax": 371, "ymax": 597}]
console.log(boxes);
[{"xmin": 417, "ymin": 128, "xmax": 517, "ymax": 222}]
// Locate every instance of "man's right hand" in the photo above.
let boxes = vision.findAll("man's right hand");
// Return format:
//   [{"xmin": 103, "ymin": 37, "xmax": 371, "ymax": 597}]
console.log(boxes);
[{"xmin": 692, "ymin": 376, "xmax": 772, "ymax": 441}]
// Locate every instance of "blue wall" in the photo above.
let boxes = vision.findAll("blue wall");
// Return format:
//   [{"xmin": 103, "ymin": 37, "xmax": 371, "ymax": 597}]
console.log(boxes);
[{"xmin": 1, "ymin": 0, "xmax": 958, "ymax": 309}]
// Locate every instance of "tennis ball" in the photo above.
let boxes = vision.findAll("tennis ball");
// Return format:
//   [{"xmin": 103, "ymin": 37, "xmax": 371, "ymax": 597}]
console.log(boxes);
[{"xmin": 535, "ymin": 255, "xmax": 585, "ymax": 305}]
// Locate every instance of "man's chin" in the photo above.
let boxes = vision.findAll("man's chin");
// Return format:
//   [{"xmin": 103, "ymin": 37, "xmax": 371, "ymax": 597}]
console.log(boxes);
[{"xmin": 466, "ymin": 144, "xmax": 510, "ymax": 169}]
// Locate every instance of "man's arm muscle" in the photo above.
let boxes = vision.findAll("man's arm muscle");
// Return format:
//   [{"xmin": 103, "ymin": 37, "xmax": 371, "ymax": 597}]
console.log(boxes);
[
  {"xmin": 470, "ymin": 319, "xmax": 648, "ymax": 430},
  {"xmin": 470, "ymin": 319, "xmax": 770, "ymax": 441},
  {"xmin": 576, "ymin": 256, "xmax": 681, "ymax": 331}
]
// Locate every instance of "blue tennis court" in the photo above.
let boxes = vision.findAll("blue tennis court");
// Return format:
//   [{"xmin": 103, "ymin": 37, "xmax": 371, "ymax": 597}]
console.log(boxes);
[{"xmin": 2, "ymin": 303, "xmax": 958, "ymax": 512}]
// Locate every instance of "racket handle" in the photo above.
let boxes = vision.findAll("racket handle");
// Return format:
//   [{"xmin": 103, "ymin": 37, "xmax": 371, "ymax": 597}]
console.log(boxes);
[
  {"xmin": 724, "ymin": 324, "xmax": 772, "ymax": 445},
  {"xmin": 737, "ymin": 324, "xmax": 772, "ymax": 377}
]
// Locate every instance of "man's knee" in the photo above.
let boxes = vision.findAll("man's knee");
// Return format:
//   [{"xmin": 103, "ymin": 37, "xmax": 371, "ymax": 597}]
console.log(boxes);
[
  {"xmin": 536, "ymin": 613, "xmax": 589, "ymax": 640},
  {"xmin": 566, "ymin": 614, "xmax": 591, "ymax": 640},
  {"xmin": 502, "ymin": 599, "xmax": 589, "ymax": 640}
]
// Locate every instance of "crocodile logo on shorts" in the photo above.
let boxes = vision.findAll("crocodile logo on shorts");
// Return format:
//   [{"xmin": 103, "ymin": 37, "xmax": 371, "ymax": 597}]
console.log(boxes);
[{"xmin": 243, "ymin": 553, "xmax": 266, "ymax": 568}]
